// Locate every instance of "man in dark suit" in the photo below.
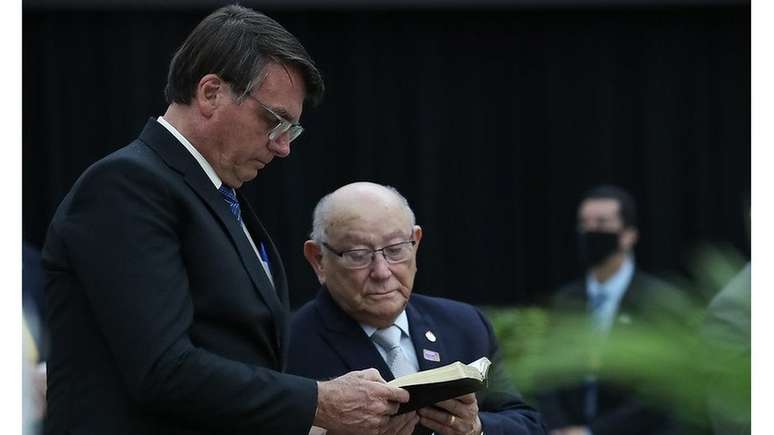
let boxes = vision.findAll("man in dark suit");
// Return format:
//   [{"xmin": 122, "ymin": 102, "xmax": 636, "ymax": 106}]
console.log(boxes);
[
  {"xmin": 287, "ymin": 182, "xmax": 546, "ymax": 435},
  {"xmin": 42, "ymin": 6, "xmax": 408, "ymax": 435},
  {"xmin": 538, "ymin": 185, "xmax": 686, "ymax": 435}
]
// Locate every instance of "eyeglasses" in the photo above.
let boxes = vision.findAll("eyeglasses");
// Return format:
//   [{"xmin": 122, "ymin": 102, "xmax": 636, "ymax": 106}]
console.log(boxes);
[
  {"xmin": 246, "ymin": 95, "xmax": 304, "ymax": 143},
  {"xmin": 322, "ymin": 240, "xmax": 417, "ymax": 269}
]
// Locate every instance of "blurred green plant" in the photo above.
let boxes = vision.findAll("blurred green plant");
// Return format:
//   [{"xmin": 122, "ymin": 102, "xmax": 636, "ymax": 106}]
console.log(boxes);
[{"xmin": 484, "ymin": 245, "xmax": 749, "ymax": 430}]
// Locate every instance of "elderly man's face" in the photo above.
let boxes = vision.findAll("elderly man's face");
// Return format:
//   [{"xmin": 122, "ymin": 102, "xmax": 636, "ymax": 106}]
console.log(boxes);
[{"xmin": 306, "ymin": 197, "xmax": 422, "ymax": 329}]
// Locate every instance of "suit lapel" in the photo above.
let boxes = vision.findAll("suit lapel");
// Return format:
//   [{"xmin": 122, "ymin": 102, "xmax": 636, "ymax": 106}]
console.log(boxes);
[
  {"xmin": 615, "ymin": 269, "xmax": 646, "ymax": 326},
  {"xmin": 239, "ymin": 195, "xmax": 293, "ymax": 362},
  {"xmin": 315, "ymin": 289, "xmax": 394, "ymax": 380},
  {"xmin": 238, "ymin": 194, "xmax": 287, "ymax": 305},
  {"xmin": 406, "ymin": 302, "xmax": 446, "ymax": 371},
  {"xmin": 138, "ymin": 119, "xmax": 285, "ymax": 346}
]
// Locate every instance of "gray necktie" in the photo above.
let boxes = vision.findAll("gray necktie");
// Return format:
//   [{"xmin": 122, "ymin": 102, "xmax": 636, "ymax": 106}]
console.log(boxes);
[{"xmin": 372, "ymin": 325, "xmax": 416, "ymax": 378}]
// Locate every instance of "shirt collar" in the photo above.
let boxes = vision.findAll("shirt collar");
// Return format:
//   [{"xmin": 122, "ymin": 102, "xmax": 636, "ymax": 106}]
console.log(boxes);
[
  {"xmin": 157, "ymin": 116, "xmax": 223, "ymax": 189},
  {"xmin": 361, "ymin": 310, "xmax": 410, "ymax": 339},
  {"xmin": 586, "ymin": 255, "xmax": 635, "ymax": 301}
]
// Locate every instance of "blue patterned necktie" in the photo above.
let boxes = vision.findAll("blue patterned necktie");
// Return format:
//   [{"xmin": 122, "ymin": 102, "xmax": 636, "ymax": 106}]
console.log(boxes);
[
  {"xmin": 218, "ymin": 185, "xmax": 272, "ymax": 277},
  {"xmin": 218, "ymin": 185, "xmax": 242, "ymax": 223}
]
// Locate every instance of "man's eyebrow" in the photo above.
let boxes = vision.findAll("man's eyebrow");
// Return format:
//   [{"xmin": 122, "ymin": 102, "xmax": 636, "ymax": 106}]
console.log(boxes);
[
  {"xmin": 336, "ymin": 231, "xmax": 409, "ymax": 247},
  {"xmin": 335, "ymin": 235, "xmax": 368, "ymax": 246},
  {"xmin": 270, "ymin": 105, "xmax": 295, "ymax": 122},
  {"xmin": 384, "ymin": 230, "xmax": 409, "ymax": 240}
]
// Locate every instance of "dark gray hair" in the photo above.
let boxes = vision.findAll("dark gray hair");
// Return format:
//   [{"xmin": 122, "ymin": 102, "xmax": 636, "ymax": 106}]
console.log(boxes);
[
  {"xmin": 164, "ymin": 5, "xmax": 324, "ymax": 106},
  {"xmin": 581, "ymin": 184, "xmax": 638, "ymax": 229},
  {"xmin": 310, "ymin": 184, "xmax": 416, "ymax": 243}
]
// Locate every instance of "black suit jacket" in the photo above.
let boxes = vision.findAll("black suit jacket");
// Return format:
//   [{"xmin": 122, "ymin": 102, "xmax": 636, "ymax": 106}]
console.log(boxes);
[
  {"xmin": 287, "ymin": 289, "xmax": 546, "ymax": 435},
  {"xmin": 538, "ymin": 269, "xmax": 688, "ymax": 435},
  {"xmin": 43, "ymin": 119, "xmax": 317, "ymax": 435}
]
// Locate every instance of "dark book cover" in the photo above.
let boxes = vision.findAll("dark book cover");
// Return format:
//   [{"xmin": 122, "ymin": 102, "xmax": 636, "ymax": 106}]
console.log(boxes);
[{"xmin": 396, "ymin": 377, "xmax": 487, "ymax": 414}]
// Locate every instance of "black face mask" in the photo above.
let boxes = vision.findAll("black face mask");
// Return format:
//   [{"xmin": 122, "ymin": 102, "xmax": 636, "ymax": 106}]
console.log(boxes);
[{"xmin": 577, "ymin": 231, "xmax": 620, "ymax": 269}]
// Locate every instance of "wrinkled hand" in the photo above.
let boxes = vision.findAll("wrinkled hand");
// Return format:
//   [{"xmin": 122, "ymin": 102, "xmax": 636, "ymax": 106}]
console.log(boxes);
[
  {"xmin": 417, "ymin": 393, "xmax": 481, "ymax": 435},
  {"xmin": 550, "ymin": 426, "xmax": 592, "ymax": 435},
  {"xmin": 314, "ymin": 368, "xmax": 410, "ymax": 435}
]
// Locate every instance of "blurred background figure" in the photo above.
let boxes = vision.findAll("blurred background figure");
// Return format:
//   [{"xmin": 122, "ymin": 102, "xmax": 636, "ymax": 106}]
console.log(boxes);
[
  {"xmin": 536, "ymin": 185, "xmax": 691, "ymax": 435},
  {"xmin": 23, "ymin": 241, "xmax": 47, "ymax": 358},
  {"xmin": 702, "ymin": 262, "xmax": 750, "ymax": 435},
  {"xmin": 23, "ymin": 241, "xmax": 47, "ymax": 435}
]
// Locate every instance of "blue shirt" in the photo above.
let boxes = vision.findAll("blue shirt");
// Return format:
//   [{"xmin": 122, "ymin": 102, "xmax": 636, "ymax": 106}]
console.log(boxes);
[{"xmin": 586, "ymin": 256, "xmax": 635, "ymax": 334}]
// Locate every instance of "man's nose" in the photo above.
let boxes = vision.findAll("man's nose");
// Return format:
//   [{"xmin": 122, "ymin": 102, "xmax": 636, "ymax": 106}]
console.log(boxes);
[
  {"xmin": 269, "ymin": 133, "xmax": 291, "ymax": 158},
  {"xmin": 369, "ymin": 252, "xmax": 392, "ymax": 280}
]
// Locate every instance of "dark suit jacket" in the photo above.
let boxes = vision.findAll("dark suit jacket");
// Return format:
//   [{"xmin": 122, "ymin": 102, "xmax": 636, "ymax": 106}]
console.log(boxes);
[
  {"xmin": 287, "ymin": 289, "xmax": 545, "ymax": 435},
  {"xmin": 42, "ymin": 119, "xmax": 317, "ymax": 435},
  {"xmin": 538, "ymin": 269, "xmax": 689, "ymax": 435}
]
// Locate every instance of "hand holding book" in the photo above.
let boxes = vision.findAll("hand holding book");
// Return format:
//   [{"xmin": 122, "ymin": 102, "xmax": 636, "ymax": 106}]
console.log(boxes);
[
  {"xmin": 417, "ymin": 393, "xmax": 483, "ymax": 435},
  {"xmin": 388, "ymin": 357, "xmax": 491, "ymax": 414}
]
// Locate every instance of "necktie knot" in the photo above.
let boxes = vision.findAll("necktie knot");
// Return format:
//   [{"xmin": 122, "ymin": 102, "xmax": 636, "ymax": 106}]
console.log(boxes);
[
  {"xmin": 372, "ymin": 325, "xmax": 415, "ymax": 378},
  {"xmin": 217, "ymin": 185, "xmax": 273, "ymax": 284},
  {"xmin": 372, "ymin": 325, "xmax": 403, "ymax": 352},
  {"xmin": 218, "ymin": 185, "xmax": 242, "ymax": 223}
]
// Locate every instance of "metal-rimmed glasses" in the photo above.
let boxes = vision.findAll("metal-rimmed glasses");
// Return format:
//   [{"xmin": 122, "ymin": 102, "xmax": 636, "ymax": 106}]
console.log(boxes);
[
  {"xmin": 246, "ymin": 95, "xmax": 304, "ymax": 143},
  {"xmin": 322, "ymin": 240, "xmax": 417, "ymax": 269}
]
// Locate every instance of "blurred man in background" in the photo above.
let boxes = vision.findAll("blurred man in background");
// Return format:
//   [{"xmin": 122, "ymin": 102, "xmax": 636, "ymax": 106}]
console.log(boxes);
[
  {"xmin": 287, "ymin": 182, "xmax": 546, "ymax": 435},
  {"xmin": 537, "ymin": 185, "xmax": 687, "ymax": 435},
  {"xmin": 23, "ymin": 241, "xmax": 47, "ymax": 435}
]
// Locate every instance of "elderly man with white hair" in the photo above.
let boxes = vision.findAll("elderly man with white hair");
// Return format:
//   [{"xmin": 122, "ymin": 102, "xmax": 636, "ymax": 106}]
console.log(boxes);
[{"xmin": 288, "ymin": 182, "xmax": 546, "ymax": 435}]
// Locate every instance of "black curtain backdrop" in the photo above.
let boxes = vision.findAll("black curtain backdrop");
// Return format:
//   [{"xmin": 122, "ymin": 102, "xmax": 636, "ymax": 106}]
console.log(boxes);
[{"xmin": 22, "ymin": 4, "xmax": 750, "ymax": 309}]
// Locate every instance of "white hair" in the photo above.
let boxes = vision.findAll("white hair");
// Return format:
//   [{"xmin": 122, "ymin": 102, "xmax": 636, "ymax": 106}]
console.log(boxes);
[{"xmin": 309, "ymin": 183, "xmax": 416, "ymax": 243}]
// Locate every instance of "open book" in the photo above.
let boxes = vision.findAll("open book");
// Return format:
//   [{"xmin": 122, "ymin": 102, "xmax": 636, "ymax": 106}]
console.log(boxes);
[{"xmin": 388, "ymin": 357, "xmax": 491, "ymax": 414}]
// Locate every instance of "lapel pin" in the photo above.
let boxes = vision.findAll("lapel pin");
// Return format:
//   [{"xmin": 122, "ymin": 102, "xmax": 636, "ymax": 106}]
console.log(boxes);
[
  {"xmin": 423, "ymin": 349, "xmax": 441, "ymax": 362},
  {"xmin": 425, "ymin": 330, "xmax": 437, "ymax": 342}
]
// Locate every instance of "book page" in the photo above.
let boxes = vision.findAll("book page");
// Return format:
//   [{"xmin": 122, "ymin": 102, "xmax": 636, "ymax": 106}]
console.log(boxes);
[
  {"xmin": 388, "ymin": 357, "xmax": 491, "ymax": 388},
  {"xmin": 467, "ymin": 357, "xmax": 492, "ymax": 379}
]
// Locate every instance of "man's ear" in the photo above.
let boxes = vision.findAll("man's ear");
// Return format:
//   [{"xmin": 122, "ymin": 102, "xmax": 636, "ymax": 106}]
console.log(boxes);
[
  {"xmin": 412, "ymin": 225, "xmax": 423, "ymax": 251},
  {"xmin": 621, "ymin": 227, "xmax": 639, "ymax": 251},
  {"xmin": 195, "ymin": 73, "xmax": 226, "ymax": 118},
  {"xmin": 303, "ymin": 240, "xmax": 326, "ymax": 285}
]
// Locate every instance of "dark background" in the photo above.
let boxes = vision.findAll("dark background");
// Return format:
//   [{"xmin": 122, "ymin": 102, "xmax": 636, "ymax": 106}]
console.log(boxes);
[{"xmin": 23, "ymin": 0, "xmax": 750, "ymax": 309}]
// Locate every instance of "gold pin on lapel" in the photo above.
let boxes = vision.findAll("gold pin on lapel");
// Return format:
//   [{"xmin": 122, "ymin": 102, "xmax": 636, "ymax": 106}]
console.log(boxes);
[{"xmin": 425, "ymin": 330, "xmax": 437, "ymax": 342}]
